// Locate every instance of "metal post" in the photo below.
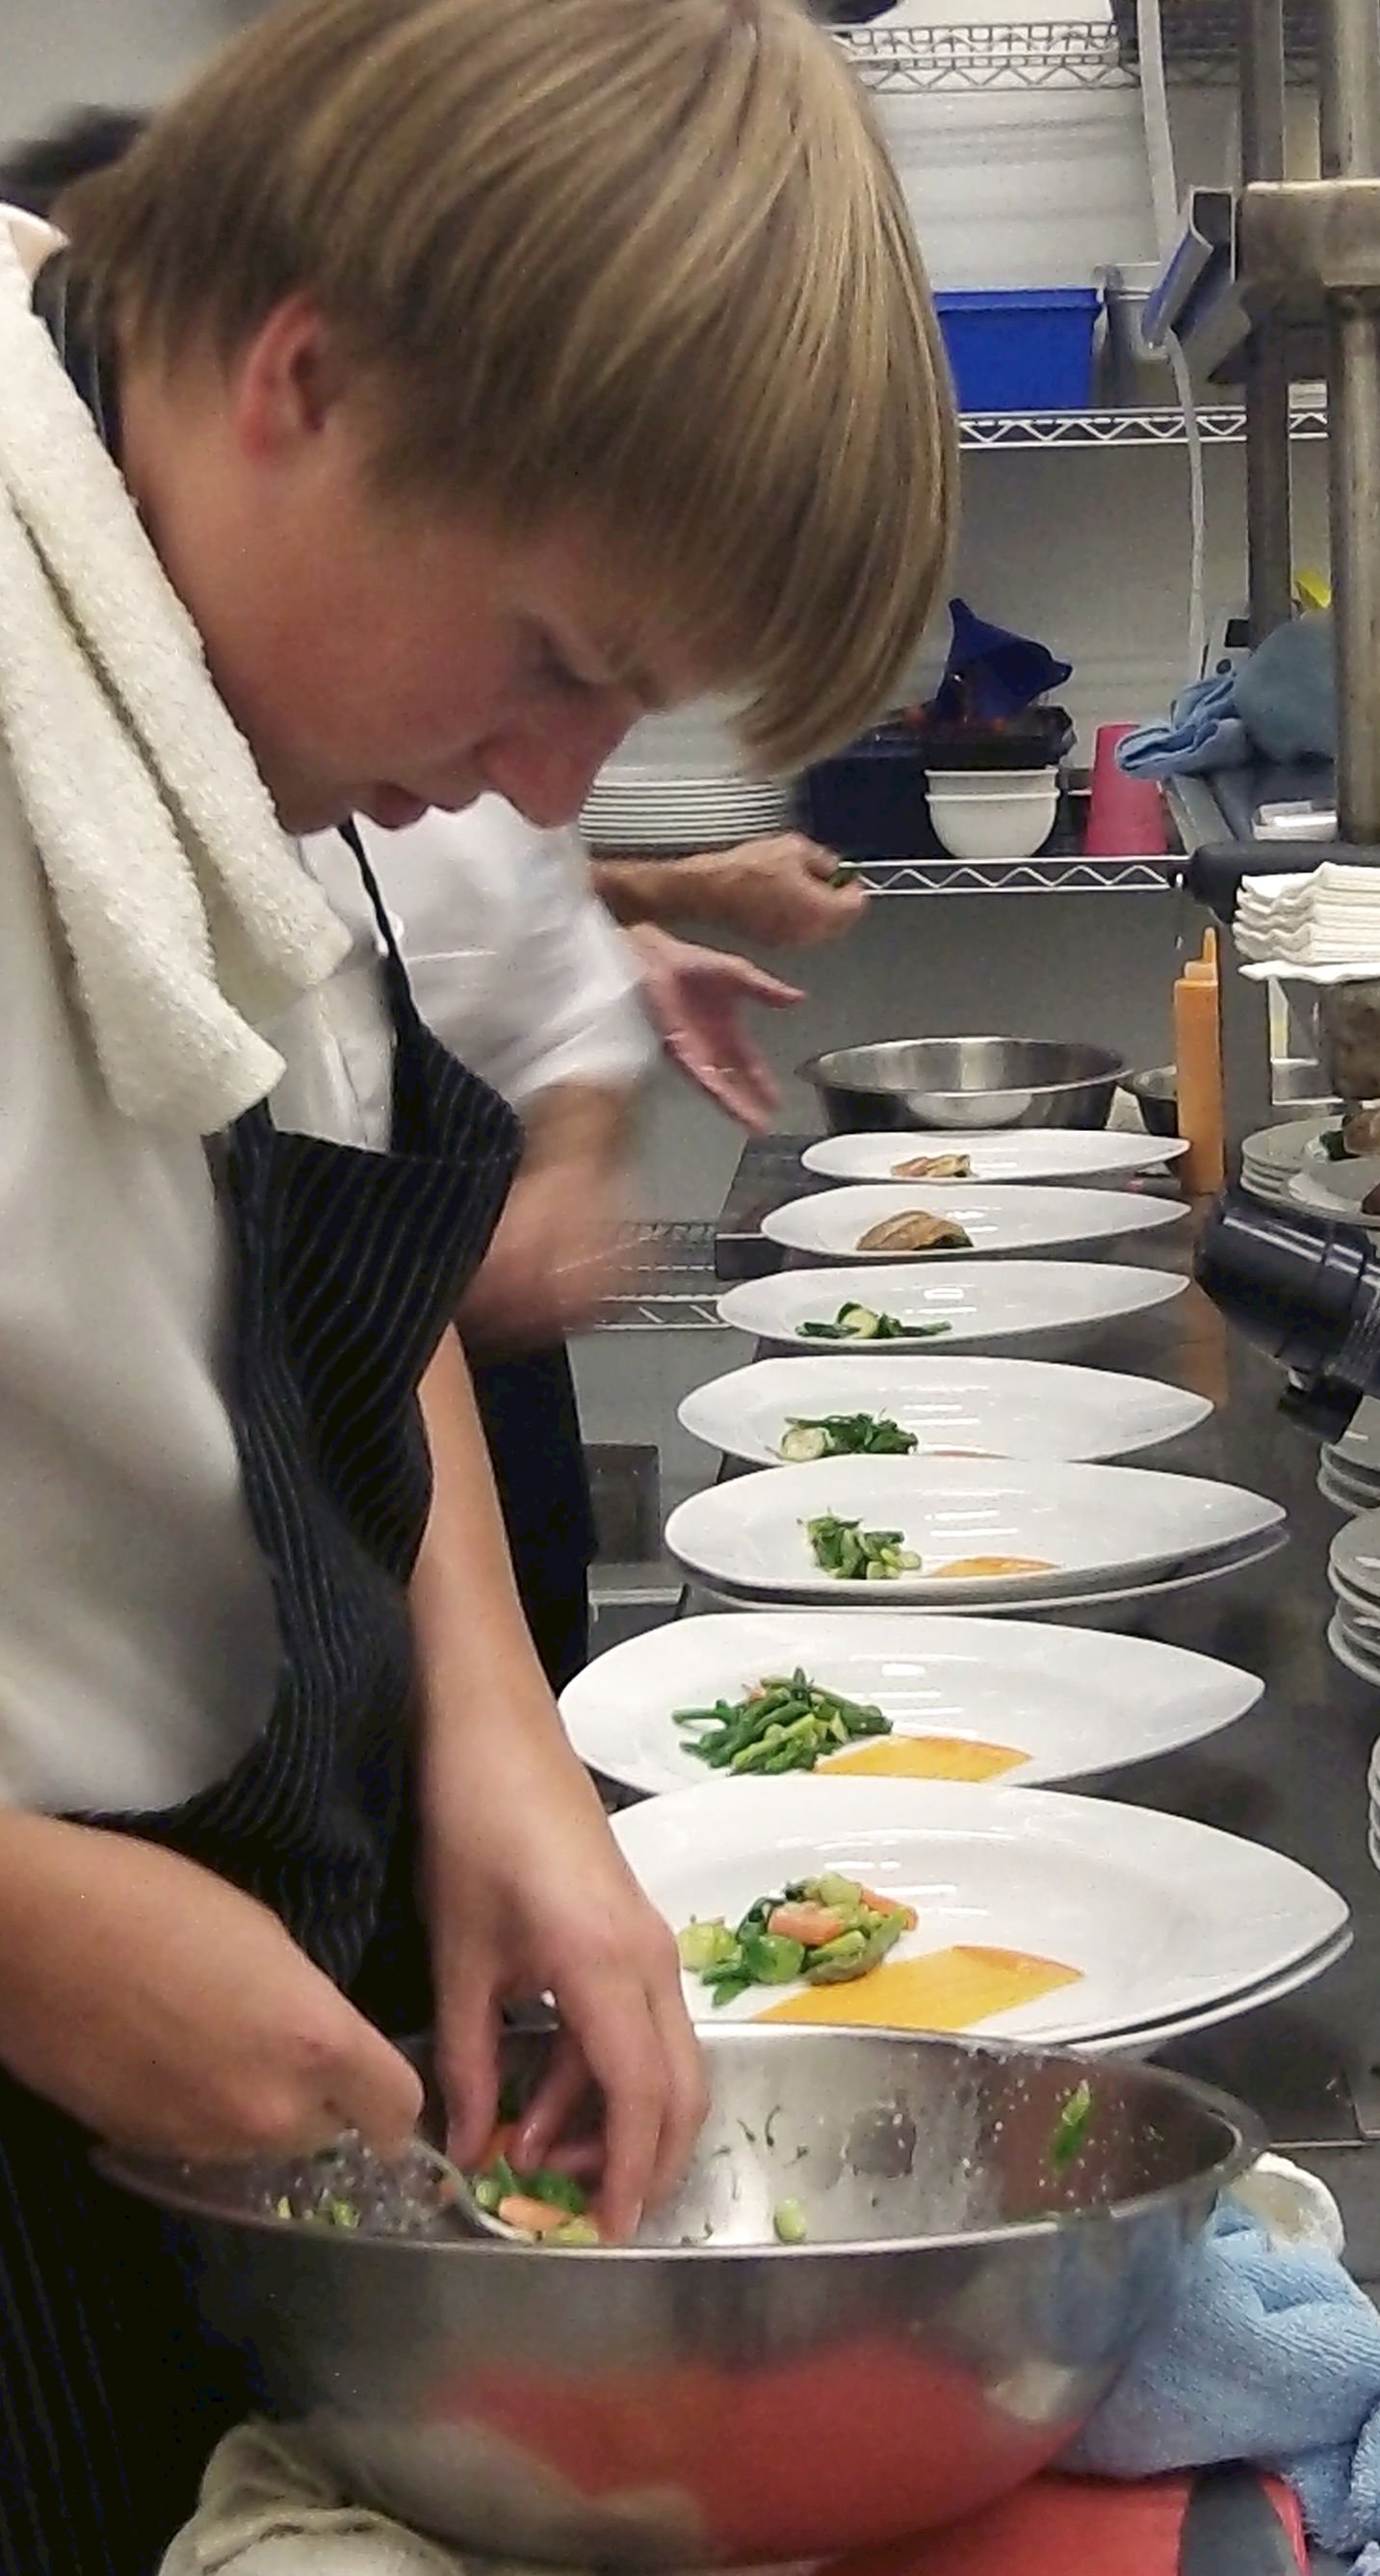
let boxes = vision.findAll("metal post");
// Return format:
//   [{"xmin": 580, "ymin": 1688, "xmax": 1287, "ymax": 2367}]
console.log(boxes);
[
  {"xmin": 1241, "ymin": 0, "xmax": 1294, "ymax": 643},
  {"xmin": 1319, "ymin": 0, "xmax": 1380, "ymax": 841}
]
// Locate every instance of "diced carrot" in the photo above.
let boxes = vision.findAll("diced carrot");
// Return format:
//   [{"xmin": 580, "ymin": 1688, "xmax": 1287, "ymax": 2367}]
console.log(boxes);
[
  {"xmin": 768, "ymin": 1902, "xmax": 846, "ymax": 1947},
  {"xmin": 857, "ymin": 1886, "xmax": 918, "ymax": 1931},
  {"xmin": 497, "ymin": 2194, "xmax": 571, "ymax": 2239}
]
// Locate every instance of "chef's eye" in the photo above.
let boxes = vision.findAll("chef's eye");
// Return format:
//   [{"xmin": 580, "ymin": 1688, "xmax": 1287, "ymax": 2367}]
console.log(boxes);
[{"xmin": 534, "ymin": 635, "xmax": 600, "ymax": 699}]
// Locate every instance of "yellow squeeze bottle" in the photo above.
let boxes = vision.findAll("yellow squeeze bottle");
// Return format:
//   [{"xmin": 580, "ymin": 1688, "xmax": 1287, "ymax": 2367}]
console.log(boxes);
[{"xmin": 1173, "ymin": 929, "xmax": 1224, "ymax": 1194}]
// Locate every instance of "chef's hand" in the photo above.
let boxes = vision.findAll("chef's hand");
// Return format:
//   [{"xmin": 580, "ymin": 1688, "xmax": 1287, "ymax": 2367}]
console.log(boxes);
[
  {"xmin": 427, "ymin": 1722, "xmax": 706, "ymax": 2242},
  {"xmin": 630, "ymin": 924, "xmax": 802, "ymax": 1131},
  {"xmin": 677, "ymin": 834, "xmax": 865, "ymax": 949},
  {"xmin": 0, "ymin": 1812, "xmax": 421, "ymax": 2162},
  {"xmin": 456, "ymin": 1081, "xmax": 630, "ymax": 1353}
]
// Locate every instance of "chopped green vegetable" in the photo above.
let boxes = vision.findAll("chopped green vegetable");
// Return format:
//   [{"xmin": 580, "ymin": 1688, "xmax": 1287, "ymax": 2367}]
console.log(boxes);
[
  {"xmin": 779, "ymin": 1413, "xmax": 918, "ymax": 1460},
  {"xmin": 806, "ymin": 1514, "xmax": 922, "ymax": 1582},
  {"xmin": 799, "ymin": 1301, "xmax": 951, "ymax": 1345},
  {"xmin": 678, "ymin": 1875, "xmax": 917, "ymax": 2007},
  {"xmin": 672, "ymin": 1669, "xmax": 891, "ymax": 1776},
  {"xmin": 772, "ymin": 2197, "xmax": 809, "ymax": 2244},
  {"xmin": 1321, "ymin": 1129, "xmax": 1348, "ymax": 1162},
  {"xmin": 1048, "ymin": 2079, "xmax": 1094, "ymax": 2172}
]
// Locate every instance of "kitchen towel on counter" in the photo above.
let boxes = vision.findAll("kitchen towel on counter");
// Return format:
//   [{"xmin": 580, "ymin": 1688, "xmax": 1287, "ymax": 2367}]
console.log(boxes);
[
  {"xmin": 1236, "ymin": 862, "xmax": 1380, "ymax": 979},
  {"xmin": 1065, "ymin": 2195, "xmax": 1380, "ymax": 2569},
  {"xmin": 1118, "ymin": 616, "xmax": 1336, "ymax": 779},
  {"xmin": 929, "ymin": 598, "xmax": 1071, "ymax": 725}
]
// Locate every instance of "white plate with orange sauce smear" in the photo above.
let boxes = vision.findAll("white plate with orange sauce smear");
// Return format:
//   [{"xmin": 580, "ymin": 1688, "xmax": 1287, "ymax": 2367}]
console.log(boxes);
[
  {"xmin": 560, "ymin": 1609, "xmax": 1263, "ymax": 1798},
  {"xmin": 612, "ymin": 1776, "xmax": 1349, "ymax": 2049}
]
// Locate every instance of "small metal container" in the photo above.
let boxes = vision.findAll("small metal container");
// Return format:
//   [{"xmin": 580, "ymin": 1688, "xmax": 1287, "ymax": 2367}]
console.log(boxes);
[
  {"xmin": 800, "ymin": 1037, "xmax": 1125, "ymax": 1136},
  {"xmin": 102, "ymin": 2026, "xmax": 1258, "ymax": 2569}
]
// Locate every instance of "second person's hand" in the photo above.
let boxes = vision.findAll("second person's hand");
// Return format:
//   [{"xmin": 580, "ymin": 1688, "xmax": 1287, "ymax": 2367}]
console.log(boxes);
[{"xmin": 678, "ymin": 833, "xmax": 866, "ymax": 949}]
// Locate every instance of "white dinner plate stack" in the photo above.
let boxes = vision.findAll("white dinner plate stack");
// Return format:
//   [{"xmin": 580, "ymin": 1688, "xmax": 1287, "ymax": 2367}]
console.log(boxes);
[
  {"xmin": 1241, "ymin": 1117, "xmax": 1336, "ymax": 1208},
  {"xmin": 1317, "ymin": 1399, "xmax": 1380, "ymax": 1516},
  {"xmin": 1290, "ymin": 1153, "xmax": 1380, "ymax": 1234},
  {"xmin": 582, "ymin": 768, "xmax": 794, "ymax": 851},
  {"xmin": 612, "ymin": 1776, "xmax": 1351, "ymax": 2057},
  {"xmin": 1326, "ymin": 1506, "xmax": 1380, "ymax": 1701}
]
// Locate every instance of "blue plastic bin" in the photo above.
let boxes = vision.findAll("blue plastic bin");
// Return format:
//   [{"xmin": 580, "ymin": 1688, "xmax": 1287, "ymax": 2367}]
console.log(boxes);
[{"xmin": 934, "ymin": 288, "xmax": 1099, "ymax": 413}]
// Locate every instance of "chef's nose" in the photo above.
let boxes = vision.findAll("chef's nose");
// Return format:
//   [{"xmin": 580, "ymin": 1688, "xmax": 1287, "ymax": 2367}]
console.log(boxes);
[{"xmin": 478, "ymin": 698, "xmax": 636, "ymax": 829}]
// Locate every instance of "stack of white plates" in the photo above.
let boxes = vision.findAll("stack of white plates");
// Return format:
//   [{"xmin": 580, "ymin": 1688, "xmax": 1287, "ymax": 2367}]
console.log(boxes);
[
  {"xmin": 582, "ymin": 765, "xmax": 794, "ymax": 851},
  {"xmin": 1289, "ymin": 1153, "xmax": 1380, "ymax": 1234},
  {"xmin": 1317, "ymin": 1398, "xmax": 1380, "ymax": 1516},
  {"xmin": 1241, "ymin": 1117, "xmax": 1336, "ymax": 1208},
  {"xmin": 612, "ymin": 1775, "xmax": 1350, "ymax": 2056},
  {"xmin": 663, "ymin": 1453, "xmax": 1287, "ymax": 1620},
  {"xmin": 1326, "ymin": 1506, "xmax": 1380, "ymax": 1693}
]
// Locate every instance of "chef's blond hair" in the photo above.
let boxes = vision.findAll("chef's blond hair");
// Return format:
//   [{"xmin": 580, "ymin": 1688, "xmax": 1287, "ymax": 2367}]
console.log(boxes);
[{"xmin": 66, "ymin": 0, "xmax": 954, "ymax": 765}]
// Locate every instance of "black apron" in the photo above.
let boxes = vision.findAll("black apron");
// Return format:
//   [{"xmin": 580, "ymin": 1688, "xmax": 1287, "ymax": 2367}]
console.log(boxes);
[
  {"xmin": 471, "ymin": 1345, "xmax": 595, "ymax": 1695},
  {"xmin": 2, "ymin": 252, "xmax": 526, "ymax": 2576}
]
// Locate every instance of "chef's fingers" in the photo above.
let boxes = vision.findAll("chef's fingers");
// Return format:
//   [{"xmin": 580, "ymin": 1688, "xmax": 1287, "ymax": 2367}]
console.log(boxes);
[
  {"xmin": 644, "ymin": 1980, "xmax": 712, "ymax": 2213},
  {"xmin": 326, "ymin": 2022, "xmax": 427, "ymax": 2164},
  {"xmin": 510, "ymin": 2028, "xmax": 592, "ymax": 2172},
  {"xmin": 435, "ymin": 1968, "xmax": 504, "ymax": 2168},
  {"xmin": 718, "ymin": 959, "xmax": 805, "ymax": 1009}
]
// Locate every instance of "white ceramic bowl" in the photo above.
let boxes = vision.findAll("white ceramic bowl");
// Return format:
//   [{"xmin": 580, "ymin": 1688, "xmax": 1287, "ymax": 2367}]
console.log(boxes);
[
  {"xmin": 924, "ymin": 768, "xmax": 1058, "ymax": 799},
  {"xmin": 926, "ymin": 785, "xmax": 1060, "ymax": 863}
]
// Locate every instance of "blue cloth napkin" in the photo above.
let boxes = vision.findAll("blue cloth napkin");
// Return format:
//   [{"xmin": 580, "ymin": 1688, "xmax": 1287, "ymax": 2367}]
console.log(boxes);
[
  {"xmin": 1065, "ymin": 2200, "xmax": 1380, "ymax": 2570},
  {"xmin": 930, "ymin": 597, "xmax": 1072, "ymax": 725},
  {"xmin": 1117, "ymin": 616, "xmax": 1336, "ymax": 779}
]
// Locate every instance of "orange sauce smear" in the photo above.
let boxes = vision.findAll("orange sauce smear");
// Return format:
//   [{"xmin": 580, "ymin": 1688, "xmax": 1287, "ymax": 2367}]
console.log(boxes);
[
  {"xmin": 757, "ymin": 1944, "xmax": 1081, "ymax": 2032},
  {"xmin": 822, "ymin": 1736, "xmax": 1026, "ymax": 1783}
]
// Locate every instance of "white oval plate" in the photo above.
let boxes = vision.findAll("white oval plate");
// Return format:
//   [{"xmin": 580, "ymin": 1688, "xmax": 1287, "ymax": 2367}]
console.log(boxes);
[
  {"xmin": 761, "ymin": 1183, "xmax": 1185, "ymax": 1264},
  {"xmin": 716, "ymin": 1259, "xmax": 1188, "ymax": 1355},
  {"xmin": 1289, "ymin": 1156, "xmax": 1380, "ymax": 1230},
  {"xmin": 1330, "ymin": 1508, "xmax": 1380, "ymax": 1599},
  {"xmin": 662, "ymin": 1454, "xmax": 1284, "ymax": 1608},
  {"xmin": 1081, "ymin": 1926, "xmax": 1352, "ymax": 2059},
  {"xmin": 612, "ymin": 1775, "xmax": 1348, "ymax": 2045},
  {"xmin": 560, "ymin": 1608, "xmax": 1263, "ymax": 1797},
  {"xmin": 801, "ymin": 1130, "xmax": 1189, "ymax": 1185},
  {"xmin": 762, "ymin": 1185, "xmax": 1179, "ymax": 1267},
  {"xmin": 677, "ymin": 1354, "xmax": 1211, "ymax": 1471}
]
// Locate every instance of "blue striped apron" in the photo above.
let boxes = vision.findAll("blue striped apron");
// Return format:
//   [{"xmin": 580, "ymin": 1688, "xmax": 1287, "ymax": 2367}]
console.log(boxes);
[{"xmin": 0, "ymin": 273, "xmax": 525, "ymax": 2568}]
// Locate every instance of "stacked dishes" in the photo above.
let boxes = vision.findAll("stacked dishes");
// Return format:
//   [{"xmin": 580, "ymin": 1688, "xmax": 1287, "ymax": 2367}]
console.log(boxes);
[
  {"xmin": 582, "ymin": 764, "xmax": 793, "ymax": 852},
  {"xmin": 1317, "ymin": 1397, "xmax": 1380, "ymax": 1516},
  {"xmin": 1241, "ymin": 1117, "xmax": 1336, "ymax": 1208},
  {"xmin": 611, "ymin": 1776, "xmax": 1350, "ymax": 2057},
  {"xmin": 1290, "ymin": 1152, "xmax": 1380, "ymax": 1233},
  {"xmin": 1326, "ymin": 1506, "xmax": 1380, "ymax": 1689}
]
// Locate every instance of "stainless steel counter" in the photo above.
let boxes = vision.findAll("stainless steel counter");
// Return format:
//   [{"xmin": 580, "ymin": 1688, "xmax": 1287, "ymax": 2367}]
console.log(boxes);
[{"xmin": 686, "ymin": 1141, "xmax": 1380, "ymax": 2281}]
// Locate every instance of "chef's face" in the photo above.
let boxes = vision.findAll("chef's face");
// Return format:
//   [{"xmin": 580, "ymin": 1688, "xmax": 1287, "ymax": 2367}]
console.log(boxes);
[{"xmin": 120, "ymin": 300, "xmax": 711, "ymax": 836}]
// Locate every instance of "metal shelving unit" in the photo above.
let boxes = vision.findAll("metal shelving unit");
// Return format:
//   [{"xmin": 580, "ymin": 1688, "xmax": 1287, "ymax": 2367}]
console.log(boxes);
[
  {"xmin": 595, "ymin": 1222, "xmax": 722, "ymax": 1332},
  {"xmin": 959, "ymin": 403, "xmax": 1327, "ymax": 449},
  {"xmin": 837, "ymin": 21, "xmax": 1129, "ymax": 92},
  {"xmin": 854, "ymin": 853, "xmax": 1174, "ymax": 894}
]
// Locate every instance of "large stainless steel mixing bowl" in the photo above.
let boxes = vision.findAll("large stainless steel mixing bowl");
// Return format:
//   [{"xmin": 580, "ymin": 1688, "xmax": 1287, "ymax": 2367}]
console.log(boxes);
[
  {"xmin": 101, "ymin": 2027, "xmax": 1258, "ymax": 2569},
  {"xmin": 800, "ymin": 1038, "xmax": 1125, "ymax": 1135}
]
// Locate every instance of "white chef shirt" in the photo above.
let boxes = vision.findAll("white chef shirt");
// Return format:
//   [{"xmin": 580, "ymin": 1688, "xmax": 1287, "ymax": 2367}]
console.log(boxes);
[{"xmin": 0, "ymin": 787, "xmax": 652, "ymax": 1814}]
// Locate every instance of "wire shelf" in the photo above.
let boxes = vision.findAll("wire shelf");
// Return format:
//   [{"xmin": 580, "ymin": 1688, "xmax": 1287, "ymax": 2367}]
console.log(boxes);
[
  {"xmin": 853, "ymin": 854, "xmax": 1176, "ymax": 895},
  {"xmin": 837, "ymin": 20, "xmax": 1130, "ymax": 92},
  {"xmin": 960, "ymin": 404, "xmax": 1328, "ymax": 450},
  {"xmin": 595, "ymin": 1222, "xmax": 723, "ymax": 1332}
]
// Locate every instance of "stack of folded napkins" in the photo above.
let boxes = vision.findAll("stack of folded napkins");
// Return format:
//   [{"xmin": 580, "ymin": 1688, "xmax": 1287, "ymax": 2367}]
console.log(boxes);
[{"xmin": 1237, "ymin": 862, "xmax": 1380, "ymax": 981}]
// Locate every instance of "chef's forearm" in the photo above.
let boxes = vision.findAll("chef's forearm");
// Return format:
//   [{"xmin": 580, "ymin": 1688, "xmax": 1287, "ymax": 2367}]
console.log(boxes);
[
  {"xmin": 411, "ymin": 1329, "xmax": 565, "ymax": 1808},
  {"xmin": 590, "ymin": 855, "xmax": 714, "ymax": 930},
  {"xmin": 519, "ymin": 1078, "xmax": 631, "ymax": 1174}
]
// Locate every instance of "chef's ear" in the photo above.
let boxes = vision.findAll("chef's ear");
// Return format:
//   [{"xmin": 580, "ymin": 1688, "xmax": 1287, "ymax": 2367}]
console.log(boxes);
[{"xmin": 229, "ymin": 293, "xmax": 352, "ymax": 465}]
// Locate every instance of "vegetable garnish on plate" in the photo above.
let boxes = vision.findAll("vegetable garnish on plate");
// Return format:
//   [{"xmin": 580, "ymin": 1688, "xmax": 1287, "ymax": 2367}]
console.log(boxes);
[
  {"xmin": 799, "ymin": 1301, "xmax": 951, "ymax": 1343},
  {"xmin": 891, "ymin": 1152, "xmax": 971, "ymax": 1180},
  {"xmin": 678, "ymin": 1873, "xmax": 918, "ymax": 2009},
  {"xmin": 806, "ymin": 1514, "xmax": 921, "ymax": 1581},
  {"xmin": 673, "ymin": 1669, "xmax": 892, "ymax": 1774},
  {"xmin": 470, "ymin": 2153, "xmax": 602, "ymax": 2246},
  {"xmin": 778, "ymin": 1412, "xmax": 918, "ymax": 1461}
]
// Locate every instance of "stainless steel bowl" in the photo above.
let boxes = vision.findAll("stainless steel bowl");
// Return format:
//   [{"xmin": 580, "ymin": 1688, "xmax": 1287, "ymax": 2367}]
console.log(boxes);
[
  {"xmin": 800, "ymin": 1038, "xmax": 1125, "ymax": 1135},
  {"xmin": 101, "ymin": 2027, "xmax": 1258, "ymax": 2568}
]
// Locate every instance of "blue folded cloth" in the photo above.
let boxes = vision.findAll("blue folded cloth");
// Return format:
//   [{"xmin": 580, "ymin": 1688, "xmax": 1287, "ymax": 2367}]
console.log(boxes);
[
  {"xmin": 930, "ymin": 597, "xmax": 1072, "ymax": 725},
  {"xmin": 1066, "ymin": 2200, "xmax": 1380, "ymax": 2570},
  {"xmin": 1117, "ymin": 616, "xmax": 1336, "ymax": 779}
]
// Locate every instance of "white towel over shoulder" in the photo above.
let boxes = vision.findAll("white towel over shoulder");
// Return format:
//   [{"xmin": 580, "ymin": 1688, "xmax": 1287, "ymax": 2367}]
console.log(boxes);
[{"xmin": 0, "ymin": 221, "xmax": 349, "ymax": 1132}]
